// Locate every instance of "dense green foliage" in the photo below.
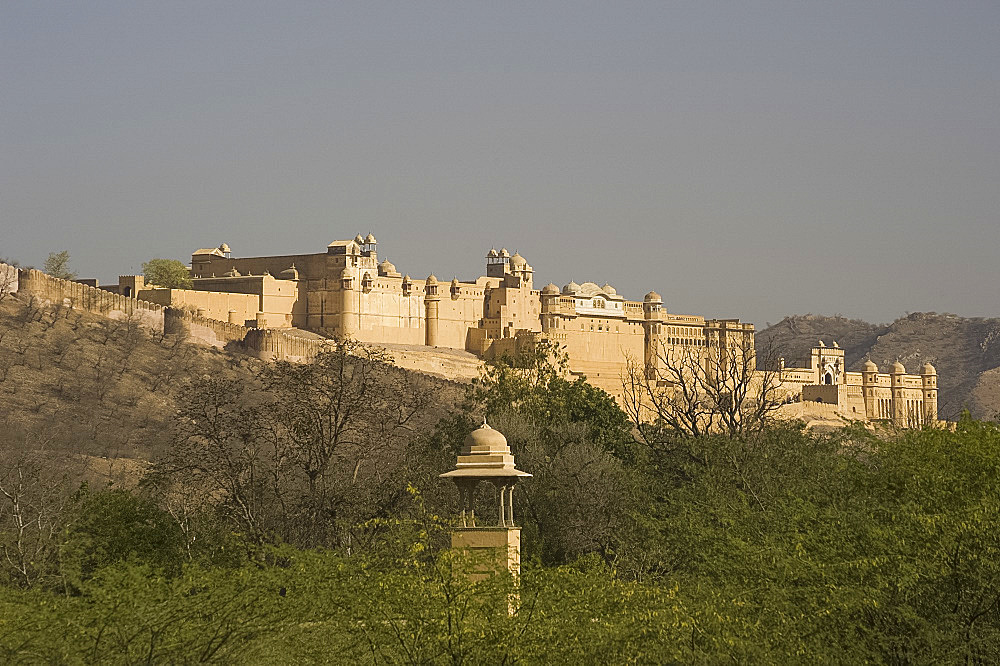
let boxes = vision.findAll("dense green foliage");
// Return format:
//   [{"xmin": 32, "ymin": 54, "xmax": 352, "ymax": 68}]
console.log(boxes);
[
  {"xmin": 1, "ymin": 336, "xmax": 999, "ymax": 662},
  {"xmin": 142, "ymin": 258, "xmax": 193, "ymax": 289}
]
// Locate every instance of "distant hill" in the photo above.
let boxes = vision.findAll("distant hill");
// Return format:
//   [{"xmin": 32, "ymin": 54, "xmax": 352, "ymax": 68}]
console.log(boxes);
[{"xmin": 758, "ymin": 313, "xmax": 1000, "ymax": 420}]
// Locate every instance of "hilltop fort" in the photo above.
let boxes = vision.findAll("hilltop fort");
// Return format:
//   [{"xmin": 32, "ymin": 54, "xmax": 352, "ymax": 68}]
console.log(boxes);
[{"xmin": 6, "ymin": 235, "xmax": 939, "ymax": 428}]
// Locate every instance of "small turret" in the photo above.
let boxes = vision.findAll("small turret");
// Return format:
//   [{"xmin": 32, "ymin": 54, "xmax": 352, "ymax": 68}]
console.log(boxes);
[{"xmin": 424, "ymin": 274, "xmax": 440, "ymax": 346}]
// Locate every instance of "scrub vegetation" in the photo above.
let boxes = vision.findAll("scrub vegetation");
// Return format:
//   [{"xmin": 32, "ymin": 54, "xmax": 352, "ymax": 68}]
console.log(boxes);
[{"xmin": 1, "ymin": 296, "xmax": 998, "ymax": 663}]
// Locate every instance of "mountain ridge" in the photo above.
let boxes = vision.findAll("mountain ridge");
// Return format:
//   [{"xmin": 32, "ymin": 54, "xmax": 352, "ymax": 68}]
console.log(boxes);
[{"xmin": 758, "ymin": 312, "xmax": 1000, "ymax": 420}]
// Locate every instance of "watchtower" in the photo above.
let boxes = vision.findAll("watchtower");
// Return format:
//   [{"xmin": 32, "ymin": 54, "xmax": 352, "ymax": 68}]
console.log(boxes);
[
  {"xmin": 642, "ymin": 291, "xmax": 663, "ymax": 375},
  {"xmin": 440, "ymin": 421, "xmax": 531, "ymax": 578}
]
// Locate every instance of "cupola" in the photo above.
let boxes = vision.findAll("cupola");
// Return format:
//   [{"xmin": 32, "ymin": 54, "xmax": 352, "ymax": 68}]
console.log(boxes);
[
  {"xmin": 563, "ymin": 281, "xmax": 581, "ymax": 295},
  {"xmin": 440, "ymin": 421, "xmax": 531, "ymax": 528}
]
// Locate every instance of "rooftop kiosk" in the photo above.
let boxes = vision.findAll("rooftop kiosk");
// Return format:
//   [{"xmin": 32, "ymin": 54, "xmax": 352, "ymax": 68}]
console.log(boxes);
[{"xmin": 440, "ymin": 422, "xmax": 531, "ymax": 578}]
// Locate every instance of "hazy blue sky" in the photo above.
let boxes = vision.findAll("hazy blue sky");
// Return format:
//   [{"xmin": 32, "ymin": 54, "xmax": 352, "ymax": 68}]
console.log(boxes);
[{"xmin": 2, "ymin": 2, "xmax": 998, "ymax": 326}]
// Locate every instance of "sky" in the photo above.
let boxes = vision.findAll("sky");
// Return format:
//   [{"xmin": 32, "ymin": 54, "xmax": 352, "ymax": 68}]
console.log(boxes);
[{"xmin": 2, "ymin": 1, "xmax": 998, "ymax": 327}]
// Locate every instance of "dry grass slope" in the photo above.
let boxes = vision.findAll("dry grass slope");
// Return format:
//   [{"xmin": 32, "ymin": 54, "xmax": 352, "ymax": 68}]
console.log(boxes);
[{"xmin": 0, "ymin": 292, "xmax": 467, "ymax": 485}]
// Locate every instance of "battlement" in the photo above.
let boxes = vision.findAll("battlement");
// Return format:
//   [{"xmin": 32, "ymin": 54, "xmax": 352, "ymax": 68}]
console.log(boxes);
[{"xmin": 19, "ymin": 268, "xmax": 164, "ymax": 331}]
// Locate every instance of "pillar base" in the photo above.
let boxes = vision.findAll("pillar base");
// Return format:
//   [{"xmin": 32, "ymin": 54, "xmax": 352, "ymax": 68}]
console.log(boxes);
[{"xmin": 451, "ymin": 527, "xmax": 520, "ymax": 579}]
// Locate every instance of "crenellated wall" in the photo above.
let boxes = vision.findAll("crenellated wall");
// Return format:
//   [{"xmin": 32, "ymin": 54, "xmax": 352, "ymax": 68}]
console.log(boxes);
[
  {"xmin": 19, "ymin": 268, "xmax": 163, "ymax": 331},
  {"xmin": 163, "ymin": 307, "xmax": 250, "ymax": 347},
  {"xmin": 243, "ymin": 329, "xmax": 327, "ymax": 362},
  {"xmin": 162, "ymin": 307, "xmax": 327, "ymax": 361}
]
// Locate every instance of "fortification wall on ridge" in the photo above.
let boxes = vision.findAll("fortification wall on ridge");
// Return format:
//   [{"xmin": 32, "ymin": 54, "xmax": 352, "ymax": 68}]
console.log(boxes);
[
  {"xmin": 18, "ymin": 268, "xmax": 163, "ymax": 331},
  {"xmin": 15, "ymin": 267, "xmax": 333, "ymax": 365},
  {"xmin": 244, "ymin": 329, "xmax": 328, "ymax": 362},
  {"xmin": 163, "ymin": 307, "xmax": 326, "ymax": 361}
]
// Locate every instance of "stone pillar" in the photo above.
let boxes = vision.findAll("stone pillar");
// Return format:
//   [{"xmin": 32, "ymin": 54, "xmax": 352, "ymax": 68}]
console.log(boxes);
[{"xmin": 424, "ymin": 274, "xmax": 440, "ymax": 347}]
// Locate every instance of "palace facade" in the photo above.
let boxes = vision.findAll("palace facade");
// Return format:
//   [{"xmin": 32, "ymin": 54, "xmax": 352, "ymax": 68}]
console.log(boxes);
[
  {"xmin": 117, "ymin": 236, "xmax": 754, "ymax": 396},
  {"xmin": 104, "ymin": 236, "xmax": 938, "ymax": 426},
  {"xmin": 777, "ymin": 342, "xmax": 938, "ymax": 427}
]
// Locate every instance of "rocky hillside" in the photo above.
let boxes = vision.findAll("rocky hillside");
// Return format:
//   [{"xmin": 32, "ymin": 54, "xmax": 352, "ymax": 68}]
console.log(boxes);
[
  {"xmin": 0, "ymin": 292, "xmax": 466, "ymax": 481},
  {"xmin": 758, "ymin": 313, "xmax": 1000, "ymax": 420}
]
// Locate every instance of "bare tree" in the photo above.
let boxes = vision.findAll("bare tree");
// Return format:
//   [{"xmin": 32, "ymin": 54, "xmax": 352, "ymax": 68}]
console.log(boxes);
[
  {"xmin": 0, "ymin": 431, "xmax": 80, "ymax": 588},
  {"xmin": 160, "ymin": 338, "xmax": 437, "ymax": 552},
  {"xmin": 0, "ymin": 263, "xmax": 16, "ymax": 305},
  {"xmin": 623, "ymin": 333, "xmax": 785, "ymax": 439},
  {"xmin": 167, "ymin": 375, "xmax": 277, "ymax": 548},
  {"xmin": 259, "ymin": 340, "xmax": 433, "ymax": 548}
]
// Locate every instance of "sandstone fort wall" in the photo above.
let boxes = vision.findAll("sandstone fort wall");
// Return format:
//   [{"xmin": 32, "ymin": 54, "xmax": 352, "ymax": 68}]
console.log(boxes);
[
  {"xmin": 16, "ymin": 267, "xmax": 329, "ymax": 364},
  {"xmin": 142, "ymin": 288, "xmax": 260, "ymax": 326},
  {"xmin": 19, "ymin": 269, "xmax": 163, "ymax": 331}
]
